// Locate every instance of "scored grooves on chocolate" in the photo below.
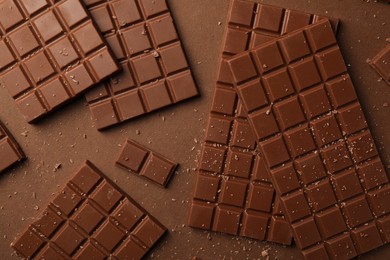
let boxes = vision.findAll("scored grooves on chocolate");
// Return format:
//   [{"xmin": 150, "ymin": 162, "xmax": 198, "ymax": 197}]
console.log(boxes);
[
  {"xmin": 188, "ymin": 0, "xmax": 338, "ymax": 244},
  {"xmin": 228, "ymin": 19, "xmax": 390, "ymax": 259},
  {"xmin": 84, "ymin": 0, "xmax": 199, "ymax": 130},
  {"xmin": 116, "ymin": 139, "xmax": 178, "ymax": 187},
  {"xmin": 0, "ymin": 0, "xmax": 119, "ymax": 123},
  {"xmin": 0, "ymin": 120, "xmax": 25, "ymax": 172},
  {"xmin": 12, "ymin": 161, "xmax": 166, "ymax": 259}
]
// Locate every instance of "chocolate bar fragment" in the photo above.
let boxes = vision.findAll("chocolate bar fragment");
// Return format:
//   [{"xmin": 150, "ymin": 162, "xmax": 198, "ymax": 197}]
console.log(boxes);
[
  {"xmin": 0, "ymin": 121, "xmax": 25, "ymax": 172},
  {"xmin": 12, "ymin": 160, "xmax": 166, "ymax": 259},
  {"xmin": 116, "ymin": 139, "xmax": 178, "ymax": 187},
  {"xmin": 228, "ymin": 19, "xmax": 390, "ymax": 259},
  {"xmin": 188, "ymin": 0, "xmax": 339, "ymax": 244},
  {"xmin": 84, "ymin": 0, "xmax": 199, "ymax": 130},
  {"xmin": 0, "ymin": 0, "xmax": 119, "ymax": 123},
  {"xmin": 370, "ymin": 44, "xmax": 390, "ymax": 85}
]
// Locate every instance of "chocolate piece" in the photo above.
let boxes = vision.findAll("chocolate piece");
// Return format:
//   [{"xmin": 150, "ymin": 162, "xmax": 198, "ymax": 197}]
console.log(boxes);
[
  {"xmin": 228, "ymin": 19, "xmax": 390, "ymax": 258},
  {"xmin": 217, "ymin": 0, "xmax": 338, "ymax": 88},
  {"xmin": 188, "ymin": 0, "xmax": 339, "ymax": 244},
  {"xmin": 116, "ymin": 139, "xmax": 178, "ymax": 187},
  {"xmin": 370, "ymin": 44, "xmax": 390, "ymax": 85},
  {"xmin": 0, "ymin": 0, "xmax": 119, "ymax": 123},
  {"xmin": 11, "ymin": 161, "xmax": 166, "ymax": 259},
  {"xmin": 84, "ymin": 0, "xmax": 199, "ymax": 130},
  {"xmin": 0, "ymin": 121, "xmax": 25, "ymax": 172}
]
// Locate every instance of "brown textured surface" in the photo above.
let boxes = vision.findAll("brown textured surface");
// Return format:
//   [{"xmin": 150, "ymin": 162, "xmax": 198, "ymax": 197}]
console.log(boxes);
[
  {"xmin": 11, "ymin": 161, "xmax": 166, "ymax": 259},
  {"xmin": 228, "ymin": 19, "xmax": 389, "ymax": 259},
  {"xmin": 84, "ymin": 0, "xmax": 199, "ymax": 130},
  {"xmin": 0, "ymin": 0, "xmax": 119, "ymax": 123},
  {"xmin": 0, "ymin": 0, "xmax": 389, "ymax": 259}
]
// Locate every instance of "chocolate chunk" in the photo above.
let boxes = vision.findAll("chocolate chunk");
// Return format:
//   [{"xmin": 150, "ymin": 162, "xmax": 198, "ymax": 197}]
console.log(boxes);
[
  {"xmin": 370, "ymin": 44, "xmax": 390, "ymax": 85},
  {"xmin": 11, "ymin": 161, "xmax": 166, "ymax": 259},
  {"xmin": 0, "ymin": 121, "xmax": 25, "ymax": 172},
  {"xmin": 116, "ymin": 139, "xmax": 178, "ymax": 187},
  {"xmin": 189, "ymin": 0, "xmax": 338, "ymax": 245},
  {"xmin": 0, "ymin": 0, "xmax": 119, "ymax": 123},
  {"xmin": 228, "ymin": 19, "xmax": 390, "ymax": 258},
  {"xmin": 84, "ymin": 0, "xmax": 199, "ymax": 130}
]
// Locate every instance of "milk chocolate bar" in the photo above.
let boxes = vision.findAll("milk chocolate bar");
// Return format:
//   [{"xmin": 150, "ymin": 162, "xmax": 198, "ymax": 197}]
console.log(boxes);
[
  {"xmin": 0, "ymin": 0, "xmax": 119, "ymax": 123},
  {"xmin": 188, "ymin": 0, "xmax": 338, "ymax": 244},
  {"xmin": 12, "ymin": 161, "xmax": 166, "ymax": 259},
  {"xmin": 116, "ymin": 139, "xmax": 178, "ymax": 187},
  {"xmin": 84, "ymin": 0, "xmax": 199, "ymax": 130},
  {"xmin": 228, "ymin": 19, "xmax": 390, "ymax": 259},
  {"xmin": 0, "ymin": 121, "xmax": 25, "ymax": 172}
]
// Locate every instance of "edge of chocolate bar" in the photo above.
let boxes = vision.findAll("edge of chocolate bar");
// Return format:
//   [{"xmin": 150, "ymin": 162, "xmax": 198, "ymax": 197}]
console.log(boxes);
[
  {"xmin": 0, "ymin": 120, "xmax": 25, "ymax": 172},
  {"xmin": 369, "ymin": 44, "xmax": 390, "ymax": 86}
]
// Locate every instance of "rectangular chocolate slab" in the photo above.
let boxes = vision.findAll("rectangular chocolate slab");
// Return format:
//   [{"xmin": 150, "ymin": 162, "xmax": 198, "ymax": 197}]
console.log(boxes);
[
  {"xmin": 188, "ymin": 0, "xmax": 338, "ymax": 244},
  {"xmin": 116, "ymin": 139, "xmax": 178, "ymax": 187},
  {"xmin": 11, "ymin": 160, "xmax": 166, "ymax": 259},
  {"xmin": 84, "ymin": 0, "xmax": 199, "ymax": 130},
  {"xmin": 228, "ymin": 19, "xmax": 390, "ymax": 259},
  {"xmin": 0, "ymin": 0, "xmax": 119, "ymax": 123},
  {"xmin": 370, "ymin": 44, "xmax": 390, "ymax": 86},
  {"xmin": 0, "ymin": 121, "xmax": 25, "ymax": 172}
]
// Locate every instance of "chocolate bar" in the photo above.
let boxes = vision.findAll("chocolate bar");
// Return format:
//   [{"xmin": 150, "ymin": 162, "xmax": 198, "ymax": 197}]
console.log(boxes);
[
  {"xmin": 370, "ymin": 44, "xmax": 390, "ymax": 85},
  {"xmin": 116, "ymin": 139, "xmax": 178, "ymax": 187},
  {"xmin": 84, "ymin": 0, "xmax": 199, "ymax": 130},
  {"xmin": 188, "ymin": 0, "xmax": 338, "ymax": 244},
  {"xmin": 0, "ymin": 0, "xmax": 119, "ymax": 123},
  {"xmin": 228, "ymin": 19, "xmax": 390, "ymax": 259},
  {"xmin": 12, "ymin": 161, "xmax": 166, "ymax": 259},
  {"xmin": 0, "ymin": 121, "xmax": 25, "ymax": 172}
]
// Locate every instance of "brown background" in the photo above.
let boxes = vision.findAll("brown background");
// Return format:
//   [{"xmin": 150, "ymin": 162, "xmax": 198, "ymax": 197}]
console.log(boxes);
[{"xmin": 0, "ymin": 0, "xmax": 389, "ymax": 259}]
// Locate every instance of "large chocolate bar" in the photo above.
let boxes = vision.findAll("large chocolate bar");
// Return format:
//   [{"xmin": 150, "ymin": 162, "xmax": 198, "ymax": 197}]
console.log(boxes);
[
  {"xmin": 84, "ymin": 0, "xmax": 199, "ymax": 130},
  {"xmin": 12, "ymin": 161, "xmax": 166, "ymax": 259},
  {"xmin": 0, "ymin": 0, "xmax": 119, "ymax": 123},
  {"xmin": 188, "ymin": 0, "xmax": 338, "ymax": 244},
  {"xmin": 228, "ymin": 19, "xmax": 390, "ymax": 259}
]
